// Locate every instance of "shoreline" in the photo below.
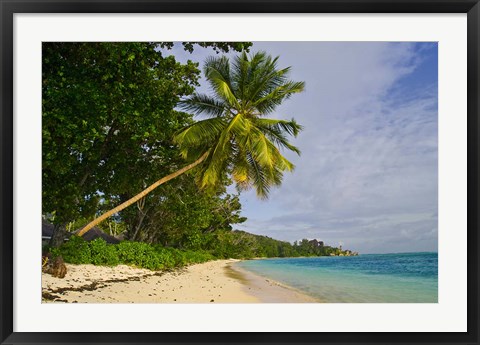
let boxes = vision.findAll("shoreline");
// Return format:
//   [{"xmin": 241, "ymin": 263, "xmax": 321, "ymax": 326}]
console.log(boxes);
[
  {"xmin": 42, "ymin": 259, "xmax": 318, "ymax": 303},
  {"xmin": 226, "ymin": 262, "xmax": 319, "ymax": 303}
]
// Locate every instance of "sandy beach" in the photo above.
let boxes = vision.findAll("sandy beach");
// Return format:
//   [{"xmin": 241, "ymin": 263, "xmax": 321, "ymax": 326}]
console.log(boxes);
[{"xmin": 42, "ymin": 259, "xmax": 318, "ymax": 303}]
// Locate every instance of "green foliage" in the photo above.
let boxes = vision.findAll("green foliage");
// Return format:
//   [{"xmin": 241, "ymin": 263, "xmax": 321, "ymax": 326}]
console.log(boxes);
[
  {"xmin": 128, "ymin": 174, "xmax": 246, "ymax": 245},
  {"xmin": 42, "ymin": 42, "xmax": 256, "ymax": 249},
  {"xmin": 180, "ymin": 42, "xmax": 252, "ymax": 54},
  {"xmin": 50, "ymin": 235, "xmax": 92, "ymax": 264},
  {"xmin": 89, "ymin": 238, "xmax": 120, "ymax": 266},
  {"xmin": 43, "ymin": 42, "xmax": 195, "ymax": 225},
  {"xmin": 117, "ymin": 241, "xmax": 164, "ymax": 270},
  {"xmin": 290, "ymin": 239, "xmax": 351, "ymax": 256},
  {"xmin": 182, "ymin": 250, "xmax": 215, "ymax": 264},
  {"xmin": 42, "ymin": 42, "xmax": 251, "ymax": 229},
  {"xmin": 52, "ymin": 236, "xmax": 217, "ymax": 271},
  {"xmin": 101, "ymin": 219, "xmax": 128, "ymax": 237}
]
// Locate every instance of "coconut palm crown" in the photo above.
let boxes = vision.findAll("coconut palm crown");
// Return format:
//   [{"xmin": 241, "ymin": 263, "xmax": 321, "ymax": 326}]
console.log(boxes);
[{"xmin": 175, "ymin": 51, "xmax": 305, "ymax": 199}]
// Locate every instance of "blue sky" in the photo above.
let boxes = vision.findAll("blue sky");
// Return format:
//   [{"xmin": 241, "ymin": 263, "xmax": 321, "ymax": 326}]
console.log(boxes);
[{"xmin": 167, "ymin": 42, "xmax": 438, "ymax": 254}]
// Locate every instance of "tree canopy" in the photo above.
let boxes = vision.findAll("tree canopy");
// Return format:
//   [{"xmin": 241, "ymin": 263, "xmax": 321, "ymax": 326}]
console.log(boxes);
[{"xmin": 42, "ymin": 42, "xmax": 250, "ymax": 244}]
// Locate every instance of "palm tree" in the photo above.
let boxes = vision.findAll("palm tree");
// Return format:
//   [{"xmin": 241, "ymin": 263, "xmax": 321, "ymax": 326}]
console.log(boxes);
[{"xmin": 77, "ymin": 51, "xmax": 304, "ymax": 237}]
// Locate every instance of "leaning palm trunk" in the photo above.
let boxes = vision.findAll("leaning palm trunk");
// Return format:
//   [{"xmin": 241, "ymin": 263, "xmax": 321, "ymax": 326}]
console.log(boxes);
[{"xmin": 77, "ymin": 151, "xmax": 209, "ymax": 237}]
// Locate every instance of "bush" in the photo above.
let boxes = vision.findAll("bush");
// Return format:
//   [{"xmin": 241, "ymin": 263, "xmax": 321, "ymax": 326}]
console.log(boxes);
[
  {"xmin": 89, "ymin": 238, "xmax": 120, "ymax": 266},
  {"xmin": 51, "ymin": 237, "xmax": 219, "ymax": 271},
  {"xmin": 155, "ymin": 247, "xmax": 181, "ymax": 268},
  {"xmin": 51, "ymin": 235, "xmax": 92, "ymax": 264},
  {"xmin": 183, "ymin": 250, "xmax": 215, "ymax": 263},
  {"xmin": 115, "ymin": 241, "xmax": 164, "ymax": 270}
]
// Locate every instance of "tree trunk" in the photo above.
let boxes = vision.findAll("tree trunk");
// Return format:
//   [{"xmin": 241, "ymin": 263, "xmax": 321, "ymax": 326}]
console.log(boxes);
[
  {"xmin": 49, "ymin": 223, "xmax": 67, "ymax": 248},
  {"xmin": 77, "ymin": 152, "xmax": 209, "ymax": 237},
  {"xmin": 131, "ymin": 203, "xmax": 148, "ymax": 241}
]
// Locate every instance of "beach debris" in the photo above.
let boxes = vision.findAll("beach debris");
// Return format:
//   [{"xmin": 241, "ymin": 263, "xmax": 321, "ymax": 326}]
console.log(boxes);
[
  {"xmin": 42, "ymin": 269, "xmax": 167, "ymax": 302},
  {"xmin": 42, "ymin": 255, "xmax": 67, "ymax": 278},
  {"xmin": 42, "ymin": 291, "xmax": 69, "ymax": 303}
]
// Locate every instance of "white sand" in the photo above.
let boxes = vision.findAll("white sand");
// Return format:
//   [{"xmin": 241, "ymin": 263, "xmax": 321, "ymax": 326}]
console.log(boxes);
[{"xmin": 42, "ymin": 259, "xmax": 318, "ymax": 303}]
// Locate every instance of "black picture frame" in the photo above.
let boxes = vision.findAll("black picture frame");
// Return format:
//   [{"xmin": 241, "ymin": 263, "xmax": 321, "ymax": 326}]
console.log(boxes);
[{"xmin": 1, "ymin": 1, "xmax": 479, "ymax": 344}]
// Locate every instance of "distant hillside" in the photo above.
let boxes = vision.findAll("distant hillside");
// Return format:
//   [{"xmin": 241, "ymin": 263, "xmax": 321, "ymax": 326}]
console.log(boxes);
[{"xmin": 194, "ymin": 229, "xmax": 357, "ymax": 259}]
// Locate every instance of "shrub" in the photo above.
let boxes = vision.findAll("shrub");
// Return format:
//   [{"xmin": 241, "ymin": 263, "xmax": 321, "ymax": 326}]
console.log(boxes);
[
  {"xmin": 51, "ymin": 237, "xmax": 218, "ymax": 271},
  {"xmin": 117, "ymin": 241, "xmax": 164, "ymax": 270},
  {"xmin": 183, "ymin": 250, "xmax": 215, "ymax": 264},
  {"xmin": 117, "ymin": 241, "xmax": 149, "ymax": 265},
  {"xmin": 51, "ymin": 235, "xmax": 92, "ymax": 264},
  {"xmin": 89, "ymin": 238, "xmax": 120, "ymax": 266}
]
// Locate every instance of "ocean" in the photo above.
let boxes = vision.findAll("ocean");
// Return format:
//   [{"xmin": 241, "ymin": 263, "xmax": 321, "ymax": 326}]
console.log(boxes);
[{"xmin": 236, "ymin": 252, "xmax": 438, "ymax": 303}]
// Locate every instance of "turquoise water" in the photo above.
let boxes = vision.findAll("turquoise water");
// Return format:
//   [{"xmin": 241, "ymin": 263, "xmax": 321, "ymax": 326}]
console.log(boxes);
[{"xmin": 236, "ymin": 252, "xmax": 438, "ymax": 303}]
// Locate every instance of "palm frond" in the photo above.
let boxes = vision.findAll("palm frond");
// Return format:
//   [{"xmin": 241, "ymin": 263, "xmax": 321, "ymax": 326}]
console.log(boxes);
[
  {"xmin": 197, "ymin": 143, "xmax": 231, "ymax": 189},
  {"xmin": 247, "ymin": 66, "xmax": 290, "ymax": 104},
  {"xmin": 231, "ymin": 146, "xmax": 250, "ymax": 186},
  {"xmin": 264, "ymin": 139, "xmax": 295, "ymax": 172},
  {"xmin": 254, "ymin": 118, "xmax": 303, "ymax": 137},
  {"xmin": 232, "ymin": 51, "xmax": 250, "ymax": 101},
  {"xmin": 233, "ymin": 126, "xmax": 295, "ymax": 198},
  {"xmin": 253, "ymin": 81, "xmax": 305, "ymax": 114},
  {"xmin": 253, "ymin": 118, "xmax": 303, "ymax": 155},
  {"xmin": 198, "ymin": 113, "xmax": 247, "ymax": 189},
  {"xmin": 204, "ymin": 56, "xmax": 239, "ymax": 108},
  {"xmin": 249, "ymin": 129, "xmax": 275, "ymax": 169},
  {"xmin": 174, "ymin": 117, "xmax": 226, "ymax": 158},
  {"xmin": 245, "ymin": 151, "xmax": 270, "ymax": 199},
  {"xmin": 179, "ymin": 93, "xmax": 227, "ymax": 117}
]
